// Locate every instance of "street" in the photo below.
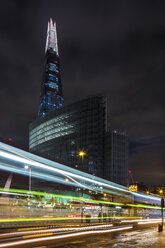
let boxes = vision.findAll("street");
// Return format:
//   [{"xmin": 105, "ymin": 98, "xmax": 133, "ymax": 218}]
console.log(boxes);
[
  {"xmin": 49, "ymin": 227, "xmax": 165, "ymax": 248},
  {"xmin": 1, "ymin": 221, "xmax": 165, "ymax": 248}
]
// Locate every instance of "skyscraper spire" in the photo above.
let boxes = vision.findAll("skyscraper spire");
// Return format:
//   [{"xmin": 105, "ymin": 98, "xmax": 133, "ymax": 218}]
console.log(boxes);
[
  {"xmin": 38, "ymin": 19, "xmax": 64, "ymax": 117},
  {"xmin": 45, "ymin": 18, "xmax": 59, "ymax": 55}
]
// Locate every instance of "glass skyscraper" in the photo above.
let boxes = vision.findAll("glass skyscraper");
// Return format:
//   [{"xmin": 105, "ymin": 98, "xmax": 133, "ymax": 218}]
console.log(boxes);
[
  {"xmin": 38, "ymin": 18, "xmax": 64, "ymax": 117},
  {"xmin": 30, "ymin": 96, "xmax": 107, "ymax": 177},
  {"xmin": 29, "ymin": 19, "xmax": 129, "ymax": 186},
  {"xmin": 104, "ymin": 131, "xmax": 128, "ymax": 185}
]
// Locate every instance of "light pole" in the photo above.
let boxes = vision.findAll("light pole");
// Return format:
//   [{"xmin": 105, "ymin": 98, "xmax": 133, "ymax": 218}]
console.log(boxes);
[
  {"xmin": 161, "ymin": 197, "xmax": 164, "ymax": 231},
  {"xmin": 24, "ymin": 165, "xmax": 32, "ymax": 200},
  {"xmin": 78, "ymin": 151, "xmax": 86, "ymax": 169},
  {"xmin": 78, "ymin": 150, "xmax": 86, "ymax": 223},
  {"xmin": 159, "ymin": 197, "xmax": 164, "ymax": 232}
]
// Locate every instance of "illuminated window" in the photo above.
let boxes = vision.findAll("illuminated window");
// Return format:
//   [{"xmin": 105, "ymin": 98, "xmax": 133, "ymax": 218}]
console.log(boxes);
[
  {"xmin": 48, "ymin": 74, "xmax": 56, "ymax": 81},
  {"xmin": 45, "ymin": 81, "xmax": 59, "ymax": 90},
  {"xmin": 46, "ymin": 63, "xmax": 59, "ymax": 73}
]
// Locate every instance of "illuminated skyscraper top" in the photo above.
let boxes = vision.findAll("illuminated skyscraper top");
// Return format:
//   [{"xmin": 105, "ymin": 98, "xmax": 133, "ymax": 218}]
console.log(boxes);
[
  {"xmin": 38, "ymin": 18, "xmax": 64, "ymax": 117},
  {"xmin": 45, "ymin": 18, "xmax": 59, "ymax": 55}
]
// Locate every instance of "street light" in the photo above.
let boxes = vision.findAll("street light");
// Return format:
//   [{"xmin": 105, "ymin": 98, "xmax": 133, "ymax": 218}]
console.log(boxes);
[
  {"xmin": 78, "ymin": 151, "xmax": 86, "ymax": 162},
  {"xmin": 78, "ymin": 150, "xmax": 86, "ymax": 223},
  {"xmin": 159, "ymin": 189, "xmax": 163, "ymax": 195}
]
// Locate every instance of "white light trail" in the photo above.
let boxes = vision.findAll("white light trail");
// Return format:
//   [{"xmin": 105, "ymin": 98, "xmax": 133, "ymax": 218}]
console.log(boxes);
[
  {"xmin": 0, "ymin": 150, "xmax": 128, "ymax": 193},
  {"xmin": 0, "ymin": 226, "xmax": 133, "ymax": 247},
  {"xmin": 138, "ymin": 218, "xmax": 161, "ymax": 222},
  {"xmin": 0, "ymin": 191, "xmax": 27, "ymax": 197},
  {"xmin": 131, "ymin": 192, "xmax": 160, "ymax": 202},
  {"xmin": 121, "ymin": 218, "xmax": 161, "ymax": 223},
  {"xmin": 0, "ymin": 144, "xmax": 162, "ymax": 203},
  {"xmin": 138, "ymin": 220, "xmax": 162, "ymax": 225},
  {"xmin": 121, "ymin": 219, "xmax": 142, "ymax": 223},
  {"xmin": 0, "ymin": 224, "xmax": 113, "ymax": 238}
]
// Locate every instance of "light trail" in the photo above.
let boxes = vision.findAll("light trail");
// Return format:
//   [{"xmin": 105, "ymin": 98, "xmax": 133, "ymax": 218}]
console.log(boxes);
[
  {"xmin": 121, "ymin": 218, "xmax": 160, "ymax": 223},
  {"xmin": 23, "ymin": 232, "xmax": 52, "ymax": 239},
  {"xmin": 0, "ymin": 224, "xmax": 113, "ymax": 238},
  {"xmin": 0, "ymin": 143, "xmax": 163, "ymax": 204},
  {"xmin": 138, "ymin": 219, "xmax": 163, "ymax": 225},
  {"xmin": 126, "ymin": 203, "xmax": 161, "ymax": 210},
  {"xmin": 121, "ymin": 219, "xmax": 143, "ymax": 223},
  {"xmin": 0, "ymin": 147, "xmax": 128, "ymax": 193},
  {"xmin": 0, "ymin": 225, "xmax": 133, "ymax": 247},
  {"xmin": 138, "ymin": 218, "xmax": 161, "ymax": 222},
  {"xmin": 131, "ymin": 192, "xmax": 160, "ymax": 202},
  {"xmin": 17, "ymin": 223, "xmax": 107, "ymax": 231},
  {"xmin": 18, "ymin": 226, "xmax": 51, "ymax": 231},
  {"xmin": 0, "ymin": 216, "xmax": 139, "ymax": 223},
  {"xmin": 0, "ymin": 191, "xmax": 27, "ymax": 197},
  {"xmin": 0, "ymin": 187, "xmax": 162, "ymax": 210}
]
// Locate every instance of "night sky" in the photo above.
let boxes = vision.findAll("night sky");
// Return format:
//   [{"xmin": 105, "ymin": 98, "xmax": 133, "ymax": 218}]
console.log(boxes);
[{"xmin": 0, "ymin": 0, "xmax": 165, "ymax": 185}]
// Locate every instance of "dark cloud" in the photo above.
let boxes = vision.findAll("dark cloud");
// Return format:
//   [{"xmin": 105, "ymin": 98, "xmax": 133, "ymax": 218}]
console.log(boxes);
[{"xmin": 0, "ymin": 0, "xmax": 165, "ymax": 184}]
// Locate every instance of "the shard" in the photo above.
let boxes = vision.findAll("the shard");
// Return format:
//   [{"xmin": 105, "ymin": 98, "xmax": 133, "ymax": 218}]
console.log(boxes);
[{"xmin": 38, "ymin": 18, "xmax": 64, "ymax": 117}]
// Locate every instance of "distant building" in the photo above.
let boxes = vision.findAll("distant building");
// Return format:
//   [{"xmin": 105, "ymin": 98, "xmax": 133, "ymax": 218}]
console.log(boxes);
[
  {"xmin": 29, "ymin": 96, "xmax": 107, "ymax": 176},
  {"xmin": 104, "ymin": 131, "xmax": 128, "ymax": 186},
  {"xmin": 38, "ymin": 19, "xmax": 64, "ymax": 117},
  {"xmin": 29, "ymin": 19, "xmax": 128, "ymax": 185}
]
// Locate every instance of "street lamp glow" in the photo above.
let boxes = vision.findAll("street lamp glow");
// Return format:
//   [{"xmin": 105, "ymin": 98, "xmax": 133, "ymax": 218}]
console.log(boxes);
[
  {"xmin": 79, "ymin": 151, "xmax": 86, "ymax": 157},
  {"xmin": 24, "ymin": 165, "xmax": 29, "ymax": 170}
]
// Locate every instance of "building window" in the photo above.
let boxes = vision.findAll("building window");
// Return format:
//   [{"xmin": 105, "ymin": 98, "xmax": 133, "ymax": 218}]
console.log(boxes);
[
  {"xmin": 46, "ymin": 63, "xmax": 59, "ymax": 73},
  {"xmin": 45, "ymin": 81, "xmax": 59, "ymax": 90},
  {"xmin": 71, "ymin": 140, "xmax": 75, "ymax": 145},
  {"xmin": 48, "ymin": 74, "xmax": 56, "ymax": 81}
]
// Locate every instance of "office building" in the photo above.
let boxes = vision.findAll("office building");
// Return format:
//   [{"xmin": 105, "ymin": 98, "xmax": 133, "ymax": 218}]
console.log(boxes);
[
  {"xmin": 30, "ymin": 96, "xmax": 107, "ymax": 176},
  {"xmin": 29, "ymin": 19, "xmax": 128, "ymax": 185},
  {"xmin": 104, "ymin": 131, "xmax": 128, "ymax": 185}
]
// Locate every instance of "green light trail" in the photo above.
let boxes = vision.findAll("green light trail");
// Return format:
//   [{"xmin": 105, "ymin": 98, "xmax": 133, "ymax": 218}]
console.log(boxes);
[{"xmin": 0, "ymin": 187, "xmax": 161, "ymax": 210}]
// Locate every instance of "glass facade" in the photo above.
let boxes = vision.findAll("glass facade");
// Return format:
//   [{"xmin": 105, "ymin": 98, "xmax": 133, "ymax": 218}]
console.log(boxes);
[
  {"xmin": 104, "ymin": 131, "xmax": 128, "ymax": 186},
  {"xmin": 30, "ymin": 96, "xmax": 107, "ymax": 177},
  {"xmin": 30, "ymin": 19, "xmax": 129, "ymax": 186}
]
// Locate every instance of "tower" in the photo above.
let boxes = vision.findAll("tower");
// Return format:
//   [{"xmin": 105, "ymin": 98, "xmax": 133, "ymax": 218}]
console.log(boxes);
[
  {"xmin": 29, "ymin": 19, "xmax": 128, "ymax": 186},
  {"xmin": 38, "ymin": 18, "xmax": 64, "ymax": 117}
]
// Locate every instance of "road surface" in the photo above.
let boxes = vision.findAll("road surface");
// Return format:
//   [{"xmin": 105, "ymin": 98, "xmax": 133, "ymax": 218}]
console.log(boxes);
[{"xmin": 0, "ymin": 220, "xmax": 164, "ymax": 247}]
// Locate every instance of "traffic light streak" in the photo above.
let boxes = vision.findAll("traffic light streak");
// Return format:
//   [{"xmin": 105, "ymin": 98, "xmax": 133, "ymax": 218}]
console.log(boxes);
[{"xmin": 0, "ymin": 187, "xmax": 162, "ymax": 215}]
